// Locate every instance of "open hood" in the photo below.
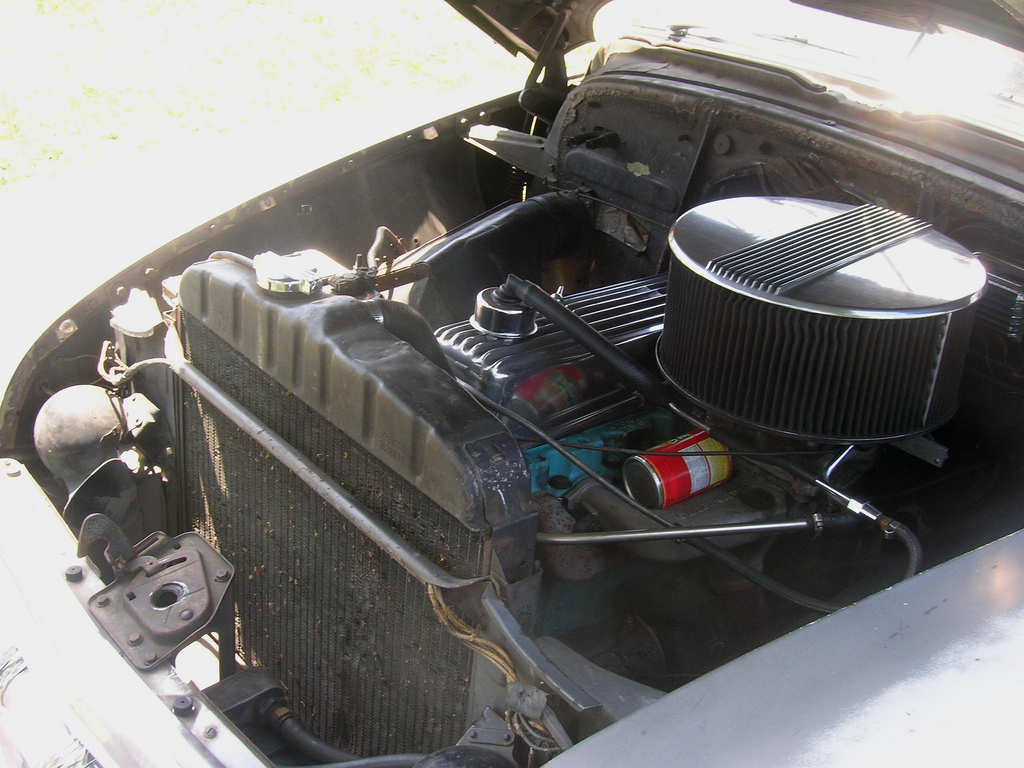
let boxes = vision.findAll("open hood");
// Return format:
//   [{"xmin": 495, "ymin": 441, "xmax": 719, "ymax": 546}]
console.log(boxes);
[
  {"xmin": 443, "ymin": 0, "xmax": 613, "ymax": 59},
  {"xmin": 447, "ymin": 0, "xmax": 1024, "ymax": 59},
  {"xmin": 794, "ymin": 0, "xmax": 1024, "ymax": 52}
]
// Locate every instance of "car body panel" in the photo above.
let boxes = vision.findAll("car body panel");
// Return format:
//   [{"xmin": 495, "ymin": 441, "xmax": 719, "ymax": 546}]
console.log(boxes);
[{"xmin": 549, "ymin": 526, "xmax": 1024, "ymax": 767}]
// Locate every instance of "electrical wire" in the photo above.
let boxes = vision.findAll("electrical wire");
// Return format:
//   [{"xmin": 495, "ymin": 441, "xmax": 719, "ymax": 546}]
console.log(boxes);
[
  {"xmin": 427, "ymin": 586, "xmax": 563, "ymax": 752},
  {"xmin": 427, "ymin": 585, "xmax": 519, "ymax": 684}
]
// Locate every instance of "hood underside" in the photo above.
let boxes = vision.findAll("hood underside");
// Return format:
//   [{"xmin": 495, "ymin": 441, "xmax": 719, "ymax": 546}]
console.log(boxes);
[
  {"xmin": 446, "ymin": 0, "xmax": 1024, "ymax": 58},
  {"xmin": 795, "ymin": 0, "xmax": 1024, "ymax": 52},
  {"xmin": 444, "ymin": 0, "xmax": 612, "ymax": 59}
]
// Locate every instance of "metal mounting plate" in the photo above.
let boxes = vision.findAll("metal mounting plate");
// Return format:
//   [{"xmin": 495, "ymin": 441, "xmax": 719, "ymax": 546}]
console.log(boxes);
[{"xmin": 87, "ymin": 531, "xmax": 233, "ymax": 670}]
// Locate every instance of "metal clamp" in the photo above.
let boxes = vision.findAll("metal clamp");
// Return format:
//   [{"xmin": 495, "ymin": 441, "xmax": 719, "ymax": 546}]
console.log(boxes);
[{"xmin": 458, "ymin": 707, "xmax": 516, "ymax": 759}]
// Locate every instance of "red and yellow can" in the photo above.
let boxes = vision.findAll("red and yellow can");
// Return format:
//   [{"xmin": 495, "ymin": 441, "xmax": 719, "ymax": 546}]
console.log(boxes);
[{"xmin": 622, "ymin": 430, "xmax": 732, "ymax": 509}]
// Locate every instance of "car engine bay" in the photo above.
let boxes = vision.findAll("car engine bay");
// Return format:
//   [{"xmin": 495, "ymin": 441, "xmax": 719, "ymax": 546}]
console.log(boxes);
[{"xmin": 5, "ymin": 33, "xmax": 1024, "ymax": 767}]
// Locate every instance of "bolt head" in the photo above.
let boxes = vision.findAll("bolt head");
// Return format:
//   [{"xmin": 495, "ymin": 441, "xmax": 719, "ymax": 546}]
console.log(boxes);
[
  {"xmin": 96, "ymin": 595, "xmax": 111, "ymax": 607},
  {"xmin": 64, "ymin": 565, "xmax": 84, "ymax": 583},
  {"xmin": 214, "ymin": 568, "xmax": 230, "ymax": 582},
  {"xmin": 179, "ymin": 608, "xmax": 194, "ymax": 621},
  {"xmin": 502, "ymin": 733, "xmax": 514, "ymax": 744},
  {"xmin": 57, "ymin": 318, "xmax": 78, "ymax": 340},
  {"xmin": 128, "ymin": 633, "xmax": 143, "ymax": 646},
  {"xmin": 143, "ymin": 651, "xmax": 158, "ymax": 665}
]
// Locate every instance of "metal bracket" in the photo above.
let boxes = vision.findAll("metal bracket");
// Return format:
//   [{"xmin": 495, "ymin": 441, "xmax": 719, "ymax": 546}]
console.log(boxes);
[
  {"xmin": 84, "ymin": 523, "xmax": 234, "ymax": 671},
  {"xmin": 892, "ymin": 434, "xmax": 949, "ymax": 468},
  {"xmin": 519, "ymin": 6, "xmax": 571, "ymax": 124},
  {"xmin": 77, "ymin": 512, "xmax": 136, "ymax": 567},
  {"xmin": 457, "ymin": 707, "xmax": 516, "ymax": 759},
  {"xmin": 466, "ymin": 125, "xmax": 557, "ymax": 182}
]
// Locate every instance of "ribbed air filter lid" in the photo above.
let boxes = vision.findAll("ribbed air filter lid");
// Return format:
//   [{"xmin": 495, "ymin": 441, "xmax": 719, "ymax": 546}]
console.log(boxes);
[
  {"xmin": 659, "ymin": 197, "xmax": 987, "ymax": 443},
  {"xmin": 670, "ymin": 197, "xmax": 985, "ymax": 318}
]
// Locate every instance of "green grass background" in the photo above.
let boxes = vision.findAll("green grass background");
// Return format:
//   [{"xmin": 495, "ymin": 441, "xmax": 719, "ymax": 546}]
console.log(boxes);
[{"xmin": 0, "ymin": 0, "xmax": 544, "ymax": 188}]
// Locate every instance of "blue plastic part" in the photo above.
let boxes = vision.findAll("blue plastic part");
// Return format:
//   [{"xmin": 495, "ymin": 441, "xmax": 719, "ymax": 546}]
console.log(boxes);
[{"xmin": 525, "ymin": 408, "xmax": 682, "ymax": 497}]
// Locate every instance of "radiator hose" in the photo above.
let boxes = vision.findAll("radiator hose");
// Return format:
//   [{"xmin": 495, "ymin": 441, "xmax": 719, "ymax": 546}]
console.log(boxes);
[
  {"xmin": 309, "ymin": 757, "xmax": 421, "ymax": 768},
  {"xmin": 364, "ymin": 298, "xmax": 453, "ymax": 374},
  {"xmin": 266, "ymin": 704, "xmax": 360, "ymax": 763},
  {"xmin": 309, "ymin": 746, "xmax": 516, "ymax": 768},
  {"xmin": 265, "ymin": 699, "xmax": 516, "ymax": 767},
  {"xmin": 415, "ymin": 193, "xmax": 591, "ymax": 325}
]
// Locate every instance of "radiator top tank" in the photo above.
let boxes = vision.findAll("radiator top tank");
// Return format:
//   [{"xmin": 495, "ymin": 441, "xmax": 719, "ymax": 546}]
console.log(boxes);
[{"xmin": 658, "ymin": 197, "xmax": 987, "ymax": 443}]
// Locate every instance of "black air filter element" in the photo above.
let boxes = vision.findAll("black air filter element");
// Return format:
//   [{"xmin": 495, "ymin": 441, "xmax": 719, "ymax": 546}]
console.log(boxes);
[
  {"xmin": 659, "ymin": 197, "xmax": 986, "ymax": 443},
  {"xmin": 176, "ymin": 260, "xmax": 534, "ymax": 756}
]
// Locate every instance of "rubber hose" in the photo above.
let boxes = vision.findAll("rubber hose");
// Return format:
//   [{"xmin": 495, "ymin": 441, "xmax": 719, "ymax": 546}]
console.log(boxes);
[
  {"xmin": 208, "ymin": 250, "xmax": 255, "ymax": 269},
  {"xmin": 367, "ymin": 226, "xmax": 405, "ymax": 268},
  {"xmin": 275, "ymin": 715, "xmax": 359, "ymax": 763},
  {"xmin": 309, "ymin": 756, "xmax": 423, "ymax": 768},
  {"xmin": 366, "ymin": 299, "xmax": 453, "ymax": 374},
  {"xmin": 416, "ymin": 193, "xmax": 591, "ymax": 325},
  {"xmin": 500, "ymin": 274, "xmax": 673, "ymax": 407},
  {"xmin": 684, "ymin": 537, "xmax": 845, "ymax": 613},
  {"xmin": 311, "ymin": 746, "xmax": 516, "ymax": 768},
  {"xmin": 889, "ymin": 520, "xmax": 924, "ymax": 579}
]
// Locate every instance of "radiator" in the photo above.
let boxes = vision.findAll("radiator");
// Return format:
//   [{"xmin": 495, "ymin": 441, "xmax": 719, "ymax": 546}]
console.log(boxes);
[{"xmin": 176, "ymin": 259, "xmax": 534, "ymax": 756}]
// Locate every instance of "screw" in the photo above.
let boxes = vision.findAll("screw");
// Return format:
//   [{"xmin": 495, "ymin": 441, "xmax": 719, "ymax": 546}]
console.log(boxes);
[
  {"xmin": 64, "ymin": 565, "xmax": 83, "ymax": 583},
  {"xmin": 96, "ymin": 595, "xmax": 111, "ymax": 607},
  {"xmin": 204, "ymin": 726, "xmax": 218, "ymax": 739},
  {"xmin": 172, "ymin": 696, "xmax": 194, "ymax": 717},
  {"xmin": 57, "ymin": 319, "xmax": 78, "ymax": 340},
  {"xmin": 143, "ymin": 651, "xmax": 159, "ymax": 665},
  {"xmin": 2, "ymin": 460, "xmax": 20, "ymax": 478},
  {"xmin": 128, "ymin": 633, "xmax": 143, "ymax": 646},
  {"xmin": 179, "ymin": 608, "xmax": 194, "ymax": 621},
  {"xmin": 214, "ymin": 568, "xmax": 230, "ymax": 583},
  {"xmin": 469, "ymin": 731, "xmax": 478, "ymax": 740}
]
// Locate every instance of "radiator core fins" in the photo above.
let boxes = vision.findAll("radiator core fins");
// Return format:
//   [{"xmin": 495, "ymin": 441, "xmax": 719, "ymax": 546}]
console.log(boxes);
[{"xmin": 182, "ymin": 320, "xmax": 481, "ymax": 755}]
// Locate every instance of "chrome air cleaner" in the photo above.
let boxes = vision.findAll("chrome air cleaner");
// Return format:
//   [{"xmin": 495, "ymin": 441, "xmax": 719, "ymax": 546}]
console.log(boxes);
[{"xmin": 658, "ymin": 197, "xmax": 986, "ymax": 443}]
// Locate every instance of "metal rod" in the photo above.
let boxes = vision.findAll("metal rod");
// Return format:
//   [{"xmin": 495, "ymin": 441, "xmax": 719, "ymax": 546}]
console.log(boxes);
[
  {"xmin": 537, "ymin": 520, "xmax": 811, "ymax": 545},
  {"xmin": 123, "ymin": 358, "xmax": 480, "ymax": 590}
]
